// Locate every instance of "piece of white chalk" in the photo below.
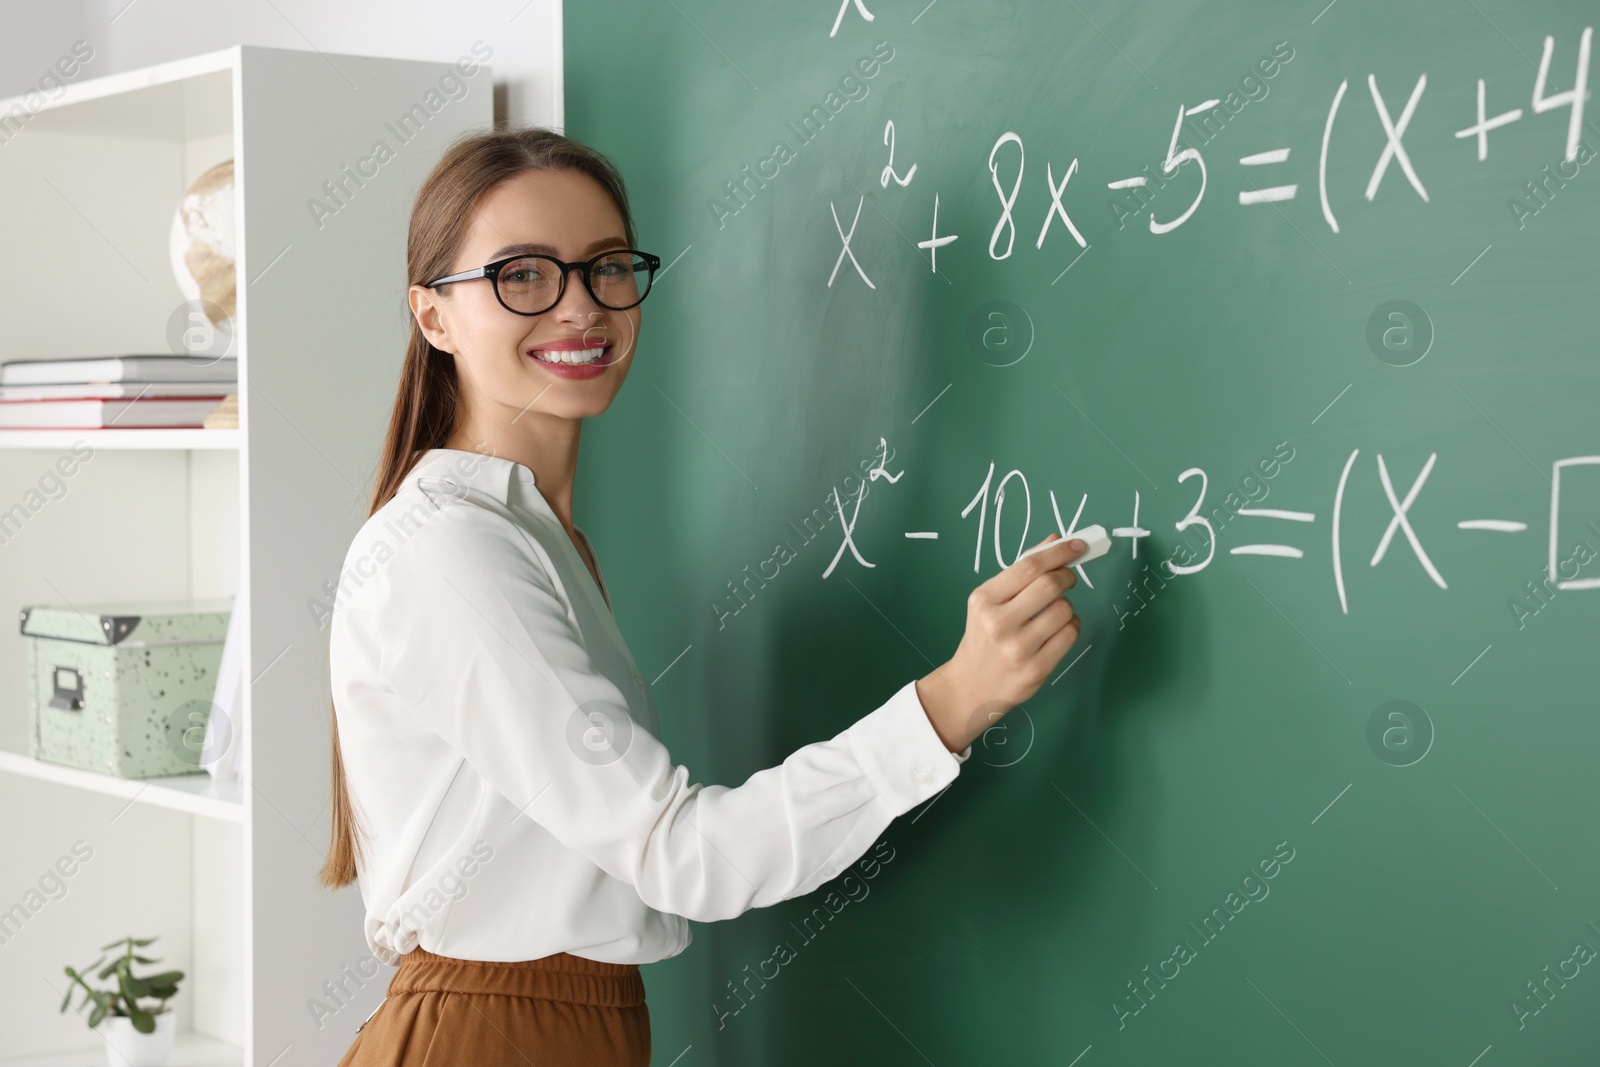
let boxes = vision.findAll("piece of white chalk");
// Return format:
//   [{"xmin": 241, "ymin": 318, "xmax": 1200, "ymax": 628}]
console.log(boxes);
[{"xmin": 1015, "ymin": 523, "xmax": 1112, "ymax": 565}]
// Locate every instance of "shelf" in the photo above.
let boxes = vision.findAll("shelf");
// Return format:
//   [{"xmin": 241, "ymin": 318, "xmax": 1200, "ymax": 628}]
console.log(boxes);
[
  {"xmin": 0, "ymin": 46, "xmax": 237, "ymax": 124},
  {"xmin": 0, "ymin": 429, "xmax": 238, "ymax": 450},
  {"xmin": 0, "ymin": 1029, "xmax": 241, "ymax": 1066},
  {"xmin": 0, "ymin": 742, "xmax": 242, "ymax": 823}
]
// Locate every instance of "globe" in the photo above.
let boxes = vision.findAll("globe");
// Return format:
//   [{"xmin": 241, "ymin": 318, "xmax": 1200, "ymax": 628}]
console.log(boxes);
[{"xmin": 168, "ymin": 159, "xmax": 236, "ymax": 326}]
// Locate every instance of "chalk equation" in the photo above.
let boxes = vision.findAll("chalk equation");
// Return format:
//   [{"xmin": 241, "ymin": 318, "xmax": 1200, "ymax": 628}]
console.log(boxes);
[
  {"xmin": 819, "ymin": 28, "xmax": 1592, "ymax": 285},
  {"xmin": 821, "ymin": 438, "xmax": 1600, "ymax": 620}
]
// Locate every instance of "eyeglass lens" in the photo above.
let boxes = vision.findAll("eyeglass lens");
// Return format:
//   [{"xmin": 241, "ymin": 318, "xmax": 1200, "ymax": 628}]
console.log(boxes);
[{"xmin": 498, "ymin": 252, "xmax": 651, "ymax": 313}]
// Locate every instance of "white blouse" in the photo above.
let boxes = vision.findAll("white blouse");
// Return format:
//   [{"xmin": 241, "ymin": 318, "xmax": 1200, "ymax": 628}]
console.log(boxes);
[{"xmin": 328, "ymin": 447, "xmax": 972, "ymax": 965}]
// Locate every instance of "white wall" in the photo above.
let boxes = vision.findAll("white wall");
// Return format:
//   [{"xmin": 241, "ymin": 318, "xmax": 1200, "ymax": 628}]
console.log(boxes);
[
  {"xmin": 0, "ymin": 0, "xmax": 563, "ymax": 129},
  {"xmin": 0, "ymin": 1, "xmax": 88, "ymax": 90}
]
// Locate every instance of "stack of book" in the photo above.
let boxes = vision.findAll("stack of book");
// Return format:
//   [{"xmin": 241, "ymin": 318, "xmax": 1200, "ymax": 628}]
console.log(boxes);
[{"xmin": 0, "ymin": 355, "xmax": 237, "ymax": 429}]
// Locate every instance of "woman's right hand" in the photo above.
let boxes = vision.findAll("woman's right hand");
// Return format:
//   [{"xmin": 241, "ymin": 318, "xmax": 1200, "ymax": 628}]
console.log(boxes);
[{"xmin": 915, "ymin": 532, "xmax": 1087, "ymax": 754}]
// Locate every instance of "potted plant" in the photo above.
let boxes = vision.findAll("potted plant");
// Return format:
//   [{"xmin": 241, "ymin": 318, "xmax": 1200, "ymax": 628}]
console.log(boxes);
[{"xmin": 60, "ymin": 936, "xmax": 184, "ymax": 1067}]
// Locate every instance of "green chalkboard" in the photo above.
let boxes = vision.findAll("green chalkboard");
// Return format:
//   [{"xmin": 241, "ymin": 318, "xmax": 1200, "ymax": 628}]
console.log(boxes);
[{"xmin": 566, "ymin": 1, "xmax": 1600, "ymax": 1062}]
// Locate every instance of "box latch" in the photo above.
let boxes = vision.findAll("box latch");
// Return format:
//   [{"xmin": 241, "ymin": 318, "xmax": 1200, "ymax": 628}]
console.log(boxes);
[{"xmin": 48, "ymin": 666, "xmax": 84, "ymax": 711}]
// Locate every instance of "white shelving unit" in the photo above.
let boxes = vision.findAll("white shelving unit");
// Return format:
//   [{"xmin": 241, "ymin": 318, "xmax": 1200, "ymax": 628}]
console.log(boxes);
[
  {"xmin": 1, "ymin": 1030, "xmax": 239, "ymax": 1067},
  {"xmin": 0, "ymin": 45, "xmax": 491, "ymax": 1066},
  {"xmin": 0, "ymin": 430, "xmax": 241, "ymax": 450},
  {"xmin": 0, "ymin": 744, "xmax": 243, "ymax": 823}
]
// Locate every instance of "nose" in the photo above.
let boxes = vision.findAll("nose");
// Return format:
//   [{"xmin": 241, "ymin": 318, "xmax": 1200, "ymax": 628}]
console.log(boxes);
[{"xmin": 549, "ymin": 263, "xmax": 603, "ymax": 319}]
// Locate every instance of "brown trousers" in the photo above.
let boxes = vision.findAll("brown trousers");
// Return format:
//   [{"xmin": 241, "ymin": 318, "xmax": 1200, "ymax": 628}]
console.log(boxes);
[{"xmin": 337, "ymin": 947, "xmax": 650, "ymax": 1066}]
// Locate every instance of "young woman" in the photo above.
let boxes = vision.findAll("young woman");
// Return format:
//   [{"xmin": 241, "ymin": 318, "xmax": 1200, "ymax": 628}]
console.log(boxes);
[{"xmin": 325, "ymin": 127, "xmax": 1088, "ymax": 1066}]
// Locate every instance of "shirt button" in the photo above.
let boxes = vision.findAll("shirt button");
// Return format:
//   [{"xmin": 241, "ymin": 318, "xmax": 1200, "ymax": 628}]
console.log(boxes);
[
  {"xmin": 631, "ymin": 670, "xmax": 646, "ymax": 690},
  {"xmin": 913, "ymin": 761, "xmax": 933, "ymax": 785}
]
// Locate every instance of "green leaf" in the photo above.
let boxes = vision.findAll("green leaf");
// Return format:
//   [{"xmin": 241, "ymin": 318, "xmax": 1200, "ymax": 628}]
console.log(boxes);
[
  {"xmin": 97, "ymin": 960, "xmax": 120, "ymax": 980},
  {"xmin": 59, "ymin": 983, "xmax": 74, "ymax": 1012},
  {"xmin": 119, "ymin": 972, "xmax": 150, "ymax": 999},
  {"xmin": 101, "ymin": 938, "xmax": 128, "ymax": 951},
  {"xmin": 87, "ymin": 1003, "xmax": 106, "ymax": 1029},
  {"xmin": 128, "ymin": 1005, "xmax": 155, "ymax": 1034},
  {"xmin": 142, "ymin": 970, "xmax": 184, "ymax": 986},
  {"xmin": 132, "ymin": 936, "xmax": 158, "ymax": 947},
  {"xmin": 132, "ymin": 955, "xmax": 158, "ymax": 964}
]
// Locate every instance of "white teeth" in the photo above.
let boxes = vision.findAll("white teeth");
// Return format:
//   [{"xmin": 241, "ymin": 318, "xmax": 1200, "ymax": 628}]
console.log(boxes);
[{"xmin": 534, "ymin": 346, "xmax": 606, "ymax": 365}]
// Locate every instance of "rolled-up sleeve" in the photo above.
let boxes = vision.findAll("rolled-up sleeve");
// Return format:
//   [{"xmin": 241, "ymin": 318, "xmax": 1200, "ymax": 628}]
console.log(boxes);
[{"xmin": 374, "ymin": 503, "xmax": 970, "ymax": 923}]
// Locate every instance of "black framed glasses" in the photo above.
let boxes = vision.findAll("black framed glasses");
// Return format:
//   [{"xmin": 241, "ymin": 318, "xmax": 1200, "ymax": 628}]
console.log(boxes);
[{"xmin": 425, "ymin": 249, "xmax": 661, "ymax": 316}]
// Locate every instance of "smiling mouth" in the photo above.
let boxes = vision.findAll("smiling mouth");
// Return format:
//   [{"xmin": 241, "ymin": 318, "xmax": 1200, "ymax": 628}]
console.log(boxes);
[{"xmin": 530, "ymin": 343, "xmax": 612, "ymax": 366}]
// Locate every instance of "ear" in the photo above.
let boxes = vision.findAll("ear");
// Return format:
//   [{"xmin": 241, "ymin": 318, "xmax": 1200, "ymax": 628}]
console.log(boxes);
[{"xmin": 408, "ymin": 284, "xmax": 456, "ymax": 353}]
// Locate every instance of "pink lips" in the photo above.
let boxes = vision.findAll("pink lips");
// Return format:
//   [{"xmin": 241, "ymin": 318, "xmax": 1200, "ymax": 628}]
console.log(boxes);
[{"xmin": 527, "ymin": 337, "xmax": 612, "ymax": 380}]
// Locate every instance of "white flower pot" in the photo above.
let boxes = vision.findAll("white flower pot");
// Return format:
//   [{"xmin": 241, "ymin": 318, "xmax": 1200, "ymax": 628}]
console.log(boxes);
[{"xmin": 96, "ymin": 1010, "xmax": 177, "ymax": 1067}]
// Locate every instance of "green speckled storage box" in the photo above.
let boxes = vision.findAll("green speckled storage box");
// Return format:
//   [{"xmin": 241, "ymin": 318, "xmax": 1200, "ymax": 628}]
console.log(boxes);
[{"xmin": 21, "ymin": 599, "xmax": 233, "ymax": 779}]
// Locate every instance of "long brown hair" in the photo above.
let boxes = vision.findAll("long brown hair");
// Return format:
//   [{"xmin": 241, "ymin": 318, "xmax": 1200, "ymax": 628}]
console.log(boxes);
[{"xmin": 320, "ymin": 126, "xmax": 638, "ymax": 889}]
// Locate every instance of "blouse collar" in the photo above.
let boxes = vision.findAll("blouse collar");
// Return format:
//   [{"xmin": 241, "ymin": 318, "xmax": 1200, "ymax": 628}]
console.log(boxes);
[
  {"xmin": 406, "ymin": 447, "xmax": 613, "ymax": 615},
  {"xmin": 407, "ymin": 447, "xmax": 533, "ymax": 507}
]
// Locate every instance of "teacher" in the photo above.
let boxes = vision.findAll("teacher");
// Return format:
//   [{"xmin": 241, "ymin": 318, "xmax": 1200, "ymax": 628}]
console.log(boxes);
[{"xmin": 326, "ymin": 126, "xmax": 1088, "ymax": 1066}]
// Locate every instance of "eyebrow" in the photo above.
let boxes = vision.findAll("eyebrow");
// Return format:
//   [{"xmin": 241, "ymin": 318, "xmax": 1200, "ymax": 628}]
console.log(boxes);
[{"xmin": 488, "ymin": 237, "xmax": 629, "ymax": 259}]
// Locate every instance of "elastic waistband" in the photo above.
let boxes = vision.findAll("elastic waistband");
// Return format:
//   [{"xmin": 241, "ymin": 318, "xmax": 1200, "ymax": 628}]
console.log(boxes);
[{"xmin": 388, "ymin": 947, "xmax": 645, "ymax": 1007}]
